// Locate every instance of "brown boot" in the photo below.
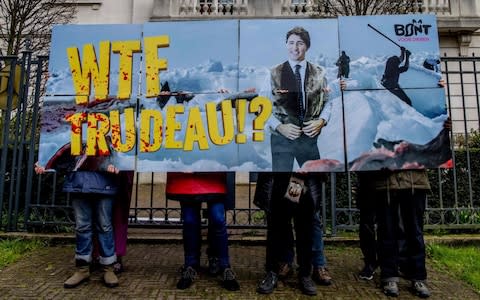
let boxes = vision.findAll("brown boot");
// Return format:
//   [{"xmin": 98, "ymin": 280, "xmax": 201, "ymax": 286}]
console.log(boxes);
[
  {"xmin": 103, "ymin": 264, "xmax": 119, "ymax": 288},
  {"xmin": 312, "ymin": 267, "xmax": 332, "ymax": 286},
  {"xmin": 64, "ymin": 260, "xmax": 90, "ymax": 288},
  {"xmin": 277, "ymin": 262, "xmax": 293, "ymax": 279}
]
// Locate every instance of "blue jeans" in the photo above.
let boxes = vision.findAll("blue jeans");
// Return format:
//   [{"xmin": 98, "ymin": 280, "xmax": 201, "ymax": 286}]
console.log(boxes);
[
  {"xmin": 72, "ymin": 193, "xmax": 116, "ymax": 265},
  {"xmin": 312, "ymin": 210, "xmax": 327, "ymax": 268},
  {"xmin": 181, "ymin": 201, "xmax": 230, "ymax": 269}
]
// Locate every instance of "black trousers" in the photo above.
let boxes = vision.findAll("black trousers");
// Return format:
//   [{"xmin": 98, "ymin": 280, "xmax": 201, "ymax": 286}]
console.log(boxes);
[
  {"xmin": 357, "ymin": 186, "xmax": 378, "ymax": 268},
  {"xmin": 265, "ymin": 173, "xmax": 315, "ymax": 276},
  {"xmin": 376, "ymin": 189, "xmax": 427, "ymax": 281}
]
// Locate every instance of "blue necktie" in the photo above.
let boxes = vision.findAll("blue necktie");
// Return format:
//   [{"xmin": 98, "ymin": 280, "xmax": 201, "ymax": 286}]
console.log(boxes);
[{"xmin": 295, "ymin": 64, "xmax": 304, "ymax": 124}]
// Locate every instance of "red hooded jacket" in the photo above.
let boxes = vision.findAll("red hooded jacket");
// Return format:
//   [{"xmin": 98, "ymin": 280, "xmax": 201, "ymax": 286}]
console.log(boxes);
[{"xmin": 166, "ymin": 172, "xmax": 227, "ymax": 196}]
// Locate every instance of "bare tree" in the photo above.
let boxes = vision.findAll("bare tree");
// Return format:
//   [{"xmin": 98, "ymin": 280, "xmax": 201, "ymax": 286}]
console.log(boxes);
[
  {"xmin": 317, "ymin": 0, "xmax": 422, "ymax": 16},
  {"xmin": 0, "ymin": 1, "xmax": 77, "ymax": 154},
  {"xmin": 0, "ymin": 0, "xmax": 77, "ymax": 56}
]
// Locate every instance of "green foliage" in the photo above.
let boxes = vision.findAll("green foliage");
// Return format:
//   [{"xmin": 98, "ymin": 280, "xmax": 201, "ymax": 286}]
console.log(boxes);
[
  {"xmin": 1, "ymin": 209, "xmax": 25, "ymax": 231},
  {"xmin": 427, "ymin": 243, "xmax": 480, "ymax": 293},
  {"xmin": 454, "ymin": 129, "xmax": 480, "ymax": 150},
  {"xmin": 459, "ymin": 210, "xmax": 480, "ymax": 224},
  {"xmin": 468, "ymin": 131, "xmax": 480, "ymax": 149},
  {"xmin": 251, "ymin": 210, "xmax": 266, "ymax": 224},
  {"xmin": 0, "ymin": 238, "xmax": 47, "ymax": 270},
  {"xmin": 28, "ymin": 207, "xmax": 75, "ymax": 234},
  {"xmin": 428, "ymin": 149, "xmax": 480, "ymax": 210}
]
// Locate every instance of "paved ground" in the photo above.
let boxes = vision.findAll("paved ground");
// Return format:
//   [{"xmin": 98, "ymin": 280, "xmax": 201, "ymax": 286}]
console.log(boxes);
[{"xmin": 0, "ymin": 235, "xmax": 479, "ymax": 300}]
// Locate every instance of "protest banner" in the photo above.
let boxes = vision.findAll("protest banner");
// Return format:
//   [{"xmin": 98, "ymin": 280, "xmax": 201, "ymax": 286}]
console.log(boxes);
[{"xmin": 39, "ymin": 14, "xmax": 451, "ymax": 172}]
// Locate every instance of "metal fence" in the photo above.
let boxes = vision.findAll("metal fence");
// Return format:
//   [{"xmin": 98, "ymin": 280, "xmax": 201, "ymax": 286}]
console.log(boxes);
[
  {"xmin": 0, "ymin": 51, "xmax": 48, "ymax": 231},
  {"xmin": 1, "ymin": 54, "xmax": 480, "ymax": 234}
]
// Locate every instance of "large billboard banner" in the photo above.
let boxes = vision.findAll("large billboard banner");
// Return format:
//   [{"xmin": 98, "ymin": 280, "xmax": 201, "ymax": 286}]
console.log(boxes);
[{"xmin": 39, "ymin": 14, "xmax": 451, "ymax": 172}]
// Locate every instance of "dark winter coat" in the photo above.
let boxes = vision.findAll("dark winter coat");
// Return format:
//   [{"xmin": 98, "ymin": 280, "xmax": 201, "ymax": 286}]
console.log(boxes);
[
  {"xmin": 253, "ymin": 172, "xmax": 324, "ymax": 213},
  {"xmin": 62, "ymin": 171, "xmax": 119, "ymax": 195},
  {"xmin": 361, "ymin": 170, "xmax": 431, "ymax": 192},
  {"xmin": 45, "ymin": 143, "xmax": 119, "ymax": 196}
]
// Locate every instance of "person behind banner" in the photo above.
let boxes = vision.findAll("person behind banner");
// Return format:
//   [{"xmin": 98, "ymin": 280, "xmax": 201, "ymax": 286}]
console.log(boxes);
[
  {"xmin": 255, "ymin": 172, "xmax": 332, "ymax": 287},
  {"xmin": 167, "ymin": 172, "xmax": 240, "ymax": 291},
  {"xmin": 356, "ymin": 172, "xmax": 381, "ymax": 281},
  {"xmin": 34, "ymin": 155, "xmax": 120, "ymax": 289},
  {"xmin": 255, "ymin": 27, "xmax": 335, "ymax": 296},
  {"xmin": 256, "ymin": 172, "xmax": 318, "ymax": 296},
  {"xmin": 370, "ymin": 169, "xmax": 431, "ymax": 298},
  {"xmin": 357, "ymin": 169, "xmax": 423, "ymax": 283},
  {"xmin": 381, "ymin": 46, "xmax": 412, "ymax": 106},
  {"xmin": 373, "ymin": 74, "xmax": 450, "ymax": 298}
]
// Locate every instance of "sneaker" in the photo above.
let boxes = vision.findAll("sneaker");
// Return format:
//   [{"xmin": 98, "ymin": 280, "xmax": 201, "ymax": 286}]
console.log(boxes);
[
  {"xmin": 278, "ymin": 262, "xmax": 293, "ymax": 279},
  {"xmin": 299, "ymin": 276, "xmax": 317, "ymax": 296},
  {"xmin": 176, "ymin": 266, "xmax": 197, "ymax": 290},
  {"xmin": 312, "ymin": 267, "xmax": 332, "ymax": 286},
  {"xmin": 411, "ymin": 281, "xmax": 430, "ymax": 298},
  {"xmin": 383, "ymin": 281, "xmax": 399, "ymax": 297},
  {"xmin": 257, "ymin": 271, "xmax": 278, "ymax": 294},
  {"xmin": 359, "ymin": 264, "xmax": 376, "ymax": 281},
  {"xmin": 208, "ymin": 257, "xmax": 220, "ymax": 276},
  {"xmin": 222, "ymin": 268, "xmax": 240, "ymax": 291}
]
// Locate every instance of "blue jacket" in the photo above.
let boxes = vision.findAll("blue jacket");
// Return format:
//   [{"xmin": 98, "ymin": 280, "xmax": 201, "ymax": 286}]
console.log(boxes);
[{"xmin": 62, "ymin": 171, "xmax": 119, "ymax": 195}]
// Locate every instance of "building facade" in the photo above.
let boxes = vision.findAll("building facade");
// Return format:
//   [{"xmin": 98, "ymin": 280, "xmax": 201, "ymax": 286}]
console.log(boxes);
[{"xmin": 72, "ymin": 0, "xmax": 480, "ymax": 56}]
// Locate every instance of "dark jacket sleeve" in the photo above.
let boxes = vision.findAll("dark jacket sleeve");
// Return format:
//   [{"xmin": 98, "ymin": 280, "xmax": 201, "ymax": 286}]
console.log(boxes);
[
  {"xmin": 305, "ymin": 173, "xmax": 326, "ymax": 211},
  {"xmin": 253, "ymin": 172, "xmax": 274, "ymax": 213},
  {"xmin": 224, "ymin": 172, "xmax": 236, "ymax": 211}
]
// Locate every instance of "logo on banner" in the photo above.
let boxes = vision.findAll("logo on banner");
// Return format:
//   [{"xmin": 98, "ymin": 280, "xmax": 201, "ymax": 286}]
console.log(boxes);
[{"xmin": 394, "ymin": 19, "xmax": 432, "ymax": 42}]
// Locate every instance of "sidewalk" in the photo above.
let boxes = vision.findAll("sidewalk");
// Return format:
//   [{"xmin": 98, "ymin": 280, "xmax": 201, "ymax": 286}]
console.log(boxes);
[{"xmin": 0, "ymin": 232, "xmax": 479, "ymax": 299}]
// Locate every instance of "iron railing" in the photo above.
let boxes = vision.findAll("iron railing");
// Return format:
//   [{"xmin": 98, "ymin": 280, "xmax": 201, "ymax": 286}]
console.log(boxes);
[{"xmin": 1, "ymin": 55, "xmax": 480, "ymax": 234}]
